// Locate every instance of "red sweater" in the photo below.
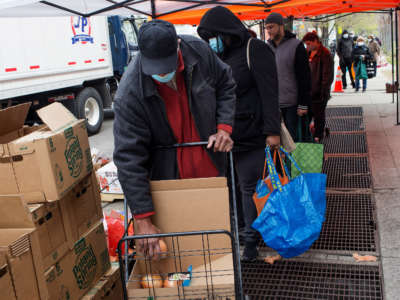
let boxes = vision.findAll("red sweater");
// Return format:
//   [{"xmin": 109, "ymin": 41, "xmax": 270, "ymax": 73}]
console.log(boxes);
[{"xmin": 134, "ymin": 51, "xmax": 231, "ymax": 219}]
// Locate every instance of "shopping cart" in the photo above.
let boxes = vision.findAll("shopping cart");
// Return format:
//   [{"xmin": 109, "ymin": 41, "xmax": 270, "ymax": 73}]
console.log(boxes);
[{"xmin": 117, "ymin": 142, "xmax": 244, "ymax": 299}]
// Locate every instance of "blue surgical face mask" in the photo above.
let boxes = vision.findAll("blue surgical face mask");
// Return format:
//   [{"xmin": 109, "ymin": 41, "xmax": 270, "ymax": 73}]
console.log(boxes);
[
  {"xmin": 151, "ymin": 70, "xmax": 176, "ymax": 83},
  {"xmin": 343, "ymin": 34, "xmax": 349, "ymax": 39},
  {"xmin": 209, "ymin": 36, "xmax": 224, "ymax": 53}
]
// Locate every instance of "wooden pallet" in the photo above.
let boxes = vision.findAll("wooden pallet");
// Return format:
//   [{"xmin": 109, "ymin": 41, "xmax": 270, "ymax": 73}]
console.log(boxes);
[{"xmin": 101, "ymin": 193, "xmax": 124, "ymax": 203}]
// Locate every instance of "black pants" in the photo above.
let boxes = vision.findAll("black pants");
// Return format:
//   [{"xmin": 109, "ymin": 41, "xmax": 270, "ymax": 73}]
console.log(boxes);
[
  {"xmin": 310, "ymin": 98, "xmax": 329, "ymax": 140},
  {"xmin": 233, "ymin": 147, "xmax": 265, "ymax": 244},
  {"xmin": 339, "ymin": 57, "xmax": 355, "ymax": 88},
  {"xmin": 281, "ymin": 106, "xmax": 299, "ymax": 142}
]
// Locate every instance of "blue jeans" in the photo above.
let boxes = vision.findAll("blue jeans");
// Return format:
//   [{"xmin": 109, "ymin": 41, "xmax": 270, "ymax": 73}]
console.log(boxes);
[
  {"xmin": 355, "ymin": 78, "xmax": 367, "ymax": 91},
  {"xmin": 281, "ymin": 106, "xmax": 299, "ymax": 142}
]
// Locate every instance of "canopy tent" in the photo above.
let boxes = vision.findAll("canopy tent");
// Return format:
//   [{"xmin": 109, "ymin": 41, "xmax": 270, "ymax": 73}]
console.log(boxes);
[
  {"xmin": 0, "ymin": 0, "xmax": 399, "ymax": 22},
  {"xmin": 160, "ymin": 0, "xmax": 400, "ymax": 24},
  {"xmin": 0, "ymin": 0, "xmax": 284, "ymax": 18}
]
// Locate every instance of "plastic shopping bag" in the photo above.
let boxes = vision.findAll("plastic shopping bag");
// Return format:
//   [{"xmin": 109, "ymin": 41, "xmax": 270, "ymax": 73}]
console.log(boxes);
[{"xmin": 252, "ymin": 147, "xmax": 326, "ymax": 258}]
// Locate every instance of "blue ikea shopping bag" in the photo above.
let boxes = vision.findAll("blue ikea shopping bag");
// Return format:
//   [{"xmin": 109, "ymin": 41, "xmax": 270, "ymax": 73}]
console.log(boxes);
[{"xmin": 252, "ymin": 147, "xmax": 327, "ymax": 258}]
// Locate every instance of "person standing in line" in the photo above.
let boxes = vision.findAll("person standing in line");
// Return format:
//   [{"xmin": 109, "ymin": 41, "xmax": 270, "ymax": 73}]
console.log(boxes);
[
  {"xmin": 352, "ymin": 36, "xmax": 372, "ymax": 92},
  {"xmin": 337, "ymin": 30, "xmax": 356, "ymax": 89},
  {"xmin": 198, "ymin": 6, "xmax": 281, "ymax": 261},
  {"xmin": 265, "ymin": 12, "xmax": 311, "ymax": 141},
  {"xmin": 302, "ymin": 32, "xmax": 334, "ymax": 142},
  {"xmin": 368, "ymin": 35, "xmax": 380, "ymax": 77}
]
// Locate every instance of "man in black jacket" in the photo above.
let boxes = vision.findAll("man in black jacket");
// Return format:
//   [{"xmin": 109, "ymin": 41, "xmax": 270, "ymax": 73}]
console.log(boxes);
[
  {"xmin": 113, "ymin": 20, "xmax": 236, "ymax": 258},
  {"xmin": 337, "ymin": 30, "xmax": 355, "ymax": 89},
  {"xmin": 198, "ymin": 6, "xmax": 280, "ymax": 261},
  {"xmin": 265, "ymin": 13, "xmax": 311, "ymax": 141}
]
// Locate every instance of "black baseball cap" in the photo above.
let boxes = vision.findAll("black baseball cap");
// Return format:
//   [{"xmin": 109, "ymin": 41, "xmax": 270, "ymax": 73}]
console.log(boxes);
[{"xmin": 138, "ymin": 20, "xmax": 178, "ymax": 75}]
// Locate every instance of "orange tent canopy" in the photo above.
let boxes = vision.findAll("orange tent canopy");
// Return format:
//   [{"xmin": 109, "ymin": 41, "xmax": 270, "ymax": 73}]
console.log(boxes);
[{"xmin": 160, "ymin": 0, "xmax": 400, "ymax": 24}]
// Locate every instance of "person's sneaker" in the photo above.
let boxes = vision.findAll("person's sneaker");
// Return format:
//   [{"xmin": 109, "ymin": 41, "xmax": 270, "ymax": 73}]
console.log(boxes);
[
  {"xmin": 362, "ymin": 89, "xmax": 366, "ymax": 93},
  {"xmin": 241, "ymin": 242, "xmax": 258, "ymax": 262},
  {"xmin": 343, "ymin": 85, "xmax": 347, "ymax": 89},
  {"xmin": 352, "ymin": 83, "xmax": 356, "ymax": 88}
]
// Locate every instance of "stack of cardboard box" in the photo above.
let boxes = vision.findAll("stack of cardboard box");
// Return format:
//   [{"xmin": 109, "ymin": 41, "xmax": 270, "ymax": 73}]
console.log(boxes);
[{"xmin": 0, "ymin": 102, "xmax": 122, "ymax": 300}]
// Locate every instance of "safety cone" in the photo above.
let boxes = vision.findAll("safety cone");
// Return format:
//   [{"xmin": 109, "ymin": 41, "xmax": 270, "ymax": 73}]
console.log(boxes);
[{"xmin": 333, "ymin": 66, "xmax": 344, "ymax": 93}]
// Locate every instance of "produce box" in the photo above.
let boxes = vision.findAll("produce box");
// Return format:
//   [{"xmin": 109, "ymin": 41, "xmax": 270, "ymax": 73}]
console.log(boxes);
[
  {"xmin": 128, "ymin": 177, "xmax": 235, "ymax": 299},
  {"xmin": 0, "ymin": 251, "xmax": 17, "ymax": 300},
  {"xmin": 0, "ymin": 102, "xmax": 92, "ymax": 202},
  {"xmin": 0, "ymin": 195, "xmax": 49, "ymax": 300},
  {"xmin": 82, "ymin": 263, "xmax": 123, "ymax": 300},
  {"xmin": 45, "ymin": 221, "xmax": 111, "ymax": 300}
]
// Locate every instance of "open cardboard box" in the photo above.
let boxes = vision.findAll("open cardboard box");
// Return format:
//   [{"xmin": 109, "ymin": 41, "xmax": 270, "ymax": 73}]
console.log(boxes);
[
  {"xmin": 45, "ymin": 221, "xmax": 111, "ymax": 300},
  {"xmin": 0, "ymin": 102, "xmax": 92, "ymax": 202},
  {"xmin": 0, "ymin": 195, "xmax": 49, "ymax": 300},
  {"xmin": 128, "ymin": 177, "xmax": 235, "ymax": 299},
  {"xmin": 0, "ymin": 251, "xmax": 17, "ymax": 300},
  {"xmin": 82, "ymin": 263, "xmax": 123, "ymax": 300}
]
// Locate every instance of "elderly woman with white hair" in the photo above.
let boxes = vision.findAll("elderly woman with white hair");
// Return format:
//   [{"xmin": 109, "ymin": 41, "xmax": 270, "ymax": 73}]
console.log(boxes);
[{"xmin": 352, "ymin": 36, "xmax": 372, "ymax": 92}]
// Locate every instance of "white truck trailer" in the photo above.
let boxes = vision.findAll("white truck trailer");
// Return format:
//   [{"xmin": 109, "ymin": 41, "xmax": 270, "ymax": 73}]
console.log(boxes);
[{"xmin": 0, "ymin": 15, "xmax": 139, "ymax": 134}]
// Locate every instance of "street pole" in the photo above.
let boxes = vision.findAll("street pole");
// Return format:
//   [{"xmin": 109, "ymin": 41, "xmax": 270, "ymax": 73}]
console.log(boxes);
[
  {"xmin": 396, "ymin": 8, "xmax": 399, "ymax": 124},
  {"xmin": 391, "ymin": 10, "xmax": 395, "ymax": 104}
]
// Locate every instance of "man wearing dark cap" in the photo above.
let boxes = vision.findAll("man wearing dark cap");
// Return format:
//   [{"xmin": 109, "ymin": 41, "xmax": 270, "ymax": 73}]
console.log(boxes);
[
  {"xmin": 113, "ymin": 20, "xmax": 236, "ymax": 257},
  {"xmin": 265, "ymin": 12, "xmax": 311, "ymax": 141}
]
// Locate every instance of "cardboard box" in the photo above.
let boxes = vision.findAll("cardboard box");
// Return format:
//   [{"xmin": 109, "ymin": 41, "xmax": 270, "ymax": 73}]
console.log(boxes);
[
  {"xmin": 28, "ymin": 201, "xmax": 70, "ymax": 270},
  {"xmin": 59, "ymin": 172, "xmax": 103, "ymax": 248},
  {"xmin": 128, "ymin": 177, "xmax": 235, "ymax": 299},
  {"xmin": 0, "ymin": 102, "xmax": 93, "ymax": 202},
  {"xmin": 96, "ymin": 161, "xmax": 122, "ymax": 194},
  {"xmin": 0, "ymin": 195, "xmax": 49, "ymax": 300},
  {"xmin": 45, "ymin": 221, "xmax": 111, "ymax": 300},
  {"xmin": 82, "ymin": 264, "xmax": 123, "ymax": 300},
  {"xmin": 0, "ymin": 252, "xmax": 17, "ymax": 300}
]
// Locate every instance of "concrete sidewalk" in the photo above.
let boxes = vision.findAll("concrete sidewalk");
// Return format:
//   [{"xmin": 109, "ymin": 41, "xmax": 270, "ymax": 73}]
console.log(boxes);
[{"xmin": 329, "ymin": 64, "xmax": 400, "ymax": 300}]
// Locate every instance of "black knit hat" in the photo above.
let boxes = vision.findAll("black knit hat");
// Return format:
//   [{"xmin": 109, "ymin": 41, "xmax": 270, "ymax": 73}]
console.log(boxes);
[{"xmin": 265, "ymin": 12, "xmax": 284, "ymax": 25}]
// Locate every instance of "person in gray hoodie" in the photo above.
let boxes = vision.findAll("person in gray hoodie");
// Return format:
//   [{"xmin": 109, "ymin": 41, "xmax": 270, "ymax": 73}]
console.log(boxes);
[{"xmin": 265, "ymin": 12, "xmax": 311, "ymax": 141}]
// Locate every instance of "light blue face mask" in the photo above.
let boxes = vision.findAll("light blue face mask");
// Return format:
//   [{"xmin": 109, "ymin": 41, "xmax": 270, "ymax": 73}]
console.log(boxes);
[
  {"xmin": 151, "ymin": 70, "xmax": 176, "ymax": 83},
  {"xmin": 209, "ymin": 36, "xmax": 224, "ymax": 53}
]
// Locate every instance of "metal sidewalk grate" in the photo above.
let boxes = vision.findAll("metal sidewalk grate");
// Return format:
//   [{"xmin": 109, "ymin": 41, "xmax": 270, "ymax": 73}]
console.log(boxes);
[
  {"xmin": 326, "ymin": 106, "xmax": 363, "ymax": 118},
  {"xmin": 326, "ymin": 117, "xmax": 365, "ymax": 132},
  {"xmin": 323, "ymin": 133, "xmax": 367, "ymax": 154},
  {"xmin": 311, "ymin": 193, "xmax": 376, "ymax": 252},
  {"xmin": 323, "ymin": 157, "xmax": 371, "ymax": 189},
  {"xmin": 242, "ymin": 260, "xmax": 383, "ymax": 299}
]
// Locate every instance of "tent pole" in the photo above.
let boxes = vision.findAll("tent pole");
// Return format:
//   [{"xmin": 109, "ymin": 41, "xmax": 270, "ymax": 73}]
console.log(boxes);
[
  {"xmin": 396, "ymin": 8, "xmax": 399, "ymax": 125},
  {"xmin": 151, "ymin": 0, "xmax": 156, "ymax": 18},
  {"xmin": 392, "ymin": 10, "xmax": 395, "ymax": 104}
]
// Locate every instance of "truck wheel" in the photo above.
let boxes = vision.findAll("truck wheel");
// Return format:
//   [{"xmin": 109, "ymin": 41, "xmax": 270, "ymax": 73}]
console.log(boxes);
[{"xmin": 76, "ymin": 87, "xmax": 104, "ymax": 135}]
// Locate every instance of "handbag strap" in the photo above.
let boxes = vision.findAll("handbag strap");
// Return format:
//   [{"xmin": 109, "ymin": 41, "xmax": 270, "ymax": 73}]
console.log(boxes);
[
  {"xmin": 262, "ymin": 148, "xmax": 289, "ymax": 180},
  {"xmin": 279, "ymin": 146, "xmax": 303, "ymax": 174},
  {"xmin": 265, "ymin": 147, "xmax": 283, "ymax": 192},
  {"xmin": 246, "ymin": 38, "xmax": 253, "ymax": 70}
]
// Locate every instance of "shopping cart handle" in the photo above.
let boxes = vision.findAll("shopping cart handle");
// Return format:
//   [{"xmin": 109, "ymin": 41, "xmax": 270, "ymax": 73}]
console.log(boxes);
[{"xmin": 155, "ymin": 141, "xmax": 209, "ymax": 149}]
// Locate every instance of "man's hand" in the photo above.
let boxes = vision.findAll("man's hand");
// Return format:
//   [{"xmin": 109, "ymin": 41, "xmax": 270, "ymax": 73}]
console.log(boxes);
[
  {"xmin": 207, "ymin": 129, "xmax": 233, "ymax": 152},
  {"xmin": 297, "ymin": 108, "xmax": 308, "ymax": 116},
  {"xmin": 135, "ymin": 217, "xmax": 161, "ymax": 260},
  {"xmin": 266, "ymin": 135, "xmax": 280, "ymax": 150}
]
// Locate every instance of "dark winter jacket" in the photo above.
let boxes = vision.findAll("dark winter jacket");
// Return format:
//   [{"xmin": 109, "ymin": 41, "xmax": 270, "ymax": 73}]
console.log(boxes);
[
  {"xmin": 113, "ymin": 35, "xmax": 236, "ymax": 216},
  {"xmin": 337, "ymin": 34, "xmax": 354, "ymax": 60},
  {"xmin": 309, "ymin": 44, "xmax": 334, "ymax": 102},
  {"xmin": 352, "ymin": 44, "xmax": 372, "ymax": 65},
  {"xmin": 197, "ymin": 6, "xmax": 280, "ymax": 151},
  {"xmin": 267, "ymin": 31, "xmax": 311, "ymax": 110}
]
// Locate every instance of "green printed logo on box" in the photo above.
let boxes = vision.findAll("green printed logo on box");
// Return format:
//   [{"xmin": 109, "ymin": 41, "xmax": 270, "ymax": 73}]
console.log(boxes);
[
  {"xmin": 64, "ymin": 136, "xmax": 83, "ymax": 178},
  {"xmin": 64, "ymin": 127, "xmax": 74, "ymax": 139},
  {"xmin": 55, "ymin": 163, "xmax": 64, "ymax": 188},
  {"xmin": 49, "ymin": 137, "xmax": 56, "ymax": 153},
  {"xmin": 73, "ymin": 244, "xmax": 97, "ymax": 290}
]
